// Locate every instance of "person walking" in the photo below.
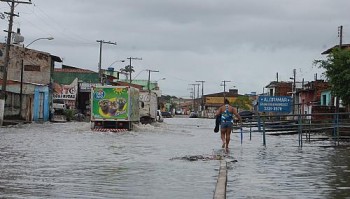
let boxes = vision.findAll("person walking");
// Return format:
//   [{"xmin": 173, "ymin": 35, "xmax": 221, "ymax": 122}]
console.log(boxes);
[{"xmin": 215, "ymin": 99, "xmax": 242, "ymax": 149}]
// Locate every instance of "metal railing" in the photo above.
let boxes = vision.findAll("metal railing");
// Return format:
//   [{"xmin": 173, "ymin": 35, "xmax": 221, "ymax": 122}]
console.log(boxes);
[{"xmin": 240, "ymin": 112, "xmax": 350, "ymax": 147}]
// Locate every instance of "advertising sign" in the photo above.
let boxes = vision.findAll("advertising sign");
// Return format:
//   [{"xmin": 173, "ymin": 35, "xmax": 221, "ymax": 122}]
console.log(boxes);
[
  {"xmin": 258, "ymin": 96, "xmax": 292, "ymax": 113},
  {"xmin": 53, "ymin": 78, "xmax": 78, "ymax": 100},
  {"xmin": 91, "ymin": 87, "xmax": 129, "ymax": 119}
]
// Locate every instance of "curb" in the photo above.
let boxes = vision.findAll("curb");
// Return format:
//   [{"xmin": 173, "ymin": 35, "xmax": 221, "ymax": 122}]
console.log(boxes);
[{"xmin": 213, "ymin": 160, "xmax": 227, "ymax": 199}]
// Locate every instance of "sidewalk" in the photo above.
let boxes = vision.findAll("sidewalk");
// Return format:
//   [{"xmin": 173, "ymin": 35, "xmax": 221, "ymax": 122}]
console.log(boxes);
[{"xmin": 2, "ymin": 119, "xmax": 29, "ymax": 126}]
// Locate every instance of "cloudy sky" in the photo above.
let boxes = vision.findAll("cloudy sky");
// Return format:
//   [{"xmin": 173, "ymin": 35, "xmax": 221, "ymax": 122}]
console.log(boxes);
[{"xmin": 1, "ymin": 0, "xmax": 350, "ymax": 97}]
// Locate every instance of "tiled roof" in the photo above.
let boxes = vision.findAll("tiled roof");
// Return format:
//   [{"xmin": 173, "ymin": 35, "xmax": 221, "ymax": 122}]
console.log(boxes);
[
  {"xmin": 321, "ymin": 44, "xmax": 350, "ymax": 55},
  {"xmin": 54, "ymin": 68, "xmax": 96, "ymax": 73}
]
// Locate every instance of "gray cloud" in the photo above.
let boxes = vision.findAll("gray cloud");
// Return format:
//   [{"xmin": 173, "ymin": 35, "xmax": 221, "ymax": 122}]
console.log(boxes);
[{"xmin": 1, "ymin": 0, "xmax": 349, "ymax": 96}]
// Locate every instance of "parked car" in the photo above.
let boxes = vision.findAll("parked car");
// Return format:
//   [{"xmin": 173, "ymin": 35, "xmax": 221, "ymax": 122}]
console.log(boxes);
[
  {"xmin": 52, "ymin": 99, "xmax": 66, "ymax": 110},
  {"xmin": 189, "ymin": 112, "xmax": 198, "ymax": 118},
  {"xmin": 161, "ymin": 111, "xmax": 172, "ymax": 118},
  {"xmin": 175, "ymin": 110, "xmax": 182, "ymax": 115},
  {"xmin": 239, "ymin": 110, "xmax": 255, "ymax": 121}
]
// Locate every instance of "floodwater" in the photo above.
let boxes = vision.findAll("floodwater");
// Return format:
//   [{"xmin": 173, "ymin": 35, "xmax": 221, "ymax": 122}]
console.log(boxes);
[{"xmin": 0, "ymin": 118, "xmax": 349, "ymax": 199}]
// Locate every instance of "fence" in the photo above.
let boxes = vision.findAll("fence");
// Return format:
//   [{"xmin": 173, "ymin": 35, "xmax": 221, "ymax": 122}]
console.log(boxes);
[{"xmin": 241, "ymin": 112, "xmax": 350, "ymax": 147}]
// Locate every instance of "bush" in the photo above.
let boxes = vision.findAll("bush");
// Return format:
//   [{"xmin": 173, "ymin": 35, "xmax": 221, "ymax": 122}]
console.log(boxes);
[{"xmin": 64, "ymin": 109, "xmax": 75, "ymax": 122}]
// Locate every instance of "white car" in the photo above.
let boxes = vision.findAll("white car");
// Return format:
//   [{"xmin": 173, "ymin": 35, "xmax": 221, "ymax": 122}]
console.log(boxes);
[{"xmin": 52, "ymin": 99, "xmax": 66, "ymax": 110}]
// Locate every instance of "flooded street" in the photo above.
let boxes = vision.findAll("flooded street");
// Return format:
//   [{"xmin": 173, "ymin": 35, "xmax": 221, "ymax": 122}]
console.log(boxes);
[{"xmin": 1, "ymin": 118, "xmax": 350, "ymax": 198}]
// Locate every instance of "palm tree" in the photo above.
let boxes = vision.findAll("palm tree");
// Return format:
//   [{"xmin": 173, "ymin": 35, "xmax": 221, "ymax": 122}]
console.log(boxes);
[{"xmin": 120, "ymin": 65, "xmax": 135, "ymax": 80}]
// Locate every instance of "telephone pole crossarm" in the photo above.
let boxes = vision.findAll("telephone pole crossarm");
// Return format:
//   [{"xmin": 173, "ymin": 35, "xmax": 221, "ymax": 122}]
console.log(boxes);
[
  {"xmin": 0, "ymin": 0, "xmax": 31, "ymax": 4},
  {"xmin": 96, "ymin": 40, "xmax": 117, "ymax": 84}
]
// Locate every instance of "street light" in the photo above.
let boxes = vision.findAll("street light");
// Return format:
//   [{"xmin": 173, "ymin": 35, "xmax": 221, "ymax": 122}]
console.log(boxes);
[
  {"xmin": 108, "ymin": 59, "xmax": 125, "ymax": 68},
  {"xmin": 25, "ymin": 37, "xmax": 54, "ymax": 48},
  {"xmin": 19, "ymin": 37, "xmax": 54, "ymax": 118},
  {"xmin": 101, "ymin": 60, "xmax": 125, "ymax": 85}
]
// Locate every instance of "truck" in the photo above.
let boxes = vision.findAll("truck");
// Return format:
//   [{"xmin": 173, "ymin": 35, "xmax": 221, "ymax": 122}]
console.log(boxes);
[
  {"xmin": 90, "ymin": 86, "xmax": 139, "ymax": 131},
  {"xmin": 139, "ymin": 91, "xmax": 159, "ymax": 124}
]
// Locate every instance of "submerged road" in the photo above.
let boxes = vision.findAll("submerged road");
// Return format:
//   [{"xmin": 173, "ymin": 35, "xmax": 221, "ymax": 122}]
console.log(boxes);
[{"xmin": 1, "ymin": 118, "xmax": 350, "ymax": 198}]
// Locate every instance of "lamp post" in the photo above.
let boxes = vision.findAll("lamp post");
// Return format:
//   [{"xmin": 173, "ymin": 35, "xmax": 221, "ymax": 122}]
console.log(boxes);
[
  {"xmin": 19, "ymin": 37, "xmax": 54, "ymax": 118},
  {"xmin": 108, "ymin": 59, "xmax": 125, "ymax": 68},
  {"xmin": 25, "ymin": 37, "xmax": 54, "ymax": 48}
]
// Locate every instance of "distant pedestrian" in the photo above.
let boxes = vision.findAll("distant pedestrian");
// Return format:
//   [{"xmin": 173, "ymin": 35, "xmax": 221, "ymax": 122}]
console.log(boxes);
[{"xmin": 215, "ymin": 99, "xmax": 242, "ymax": 150}]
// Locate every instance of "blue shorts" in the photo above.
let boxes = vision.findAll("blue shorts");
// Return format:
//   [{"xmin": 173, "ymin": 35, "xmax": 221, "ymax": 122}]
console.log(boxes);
[{"xmin": 221, "ymin": 121, "xmax": 233, "ymax": 129}]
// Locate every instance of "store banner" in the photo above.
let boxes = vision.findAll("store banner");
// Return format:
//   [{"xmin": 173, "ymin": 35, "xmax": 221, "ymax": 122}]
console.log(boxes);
[{"xmin": 53, "ymin": 78, "xmax": 78, "ymax": 100}]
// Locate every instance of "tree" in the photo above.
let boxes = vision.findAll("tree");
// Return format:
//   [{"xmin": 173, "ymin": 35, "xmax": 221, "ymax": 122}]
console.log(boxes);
[
  {"xmin": 314, "ymin": 48, "xmax": 350, "ymax": 106},
  {"xmin": 120, "ymin": 65, "xmax": 135, "ymax": 74},
  {"xmin": 231, "ymin": 96, "xmax": 252, "ymax": 111}
]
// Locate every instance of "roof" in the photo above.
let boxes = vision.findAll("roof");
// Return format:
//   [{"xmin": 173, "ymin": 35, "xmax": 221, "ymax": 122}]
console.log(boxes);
[
  {"xmin": 115, "ymin": 81, "xmax": 143, "ymax": 90},
  {"xmin": 265, "ymin": 81, "xmax": 292, "ymax": 88},
  {"xmin": 54, "ymin": 68, "xmax": 96, "ymax": 73},
  {"xmin": 53, "ymin": 67, "xmax": 99, "ymax": 84},
  {"xmin": 321, "ymin": 44, "xmax": 350, "ymax": 55},
  {"xmin": 51, "ymin": 55, "xmax": 62, "ymax": 62}
]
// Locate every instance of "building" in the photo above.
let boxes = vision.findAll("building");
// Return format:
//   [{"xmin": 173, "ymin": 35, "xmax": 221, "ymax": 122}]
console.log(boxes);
[
  {"xmin": 203, "ymin": 89, "xmax": 252, "ymax": 118},
  {"xmin": 0, "ymin": 43, "xmax": 61, "ymax": 122},
  {"xmin": 53, "ymin": 65, "xmax": 99, "ymax": 115},
  {"xmin": 297, "ymin": 80, "xmax": 332, "ymax": 116}
]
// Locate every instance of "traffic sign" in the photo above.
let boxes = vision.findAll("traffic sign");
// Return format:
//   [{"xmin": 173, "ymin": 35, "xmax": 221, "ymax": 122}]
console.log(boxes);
[{"xmin": 258, "ymin": 96, "xmax": 292, "ymax": 113}]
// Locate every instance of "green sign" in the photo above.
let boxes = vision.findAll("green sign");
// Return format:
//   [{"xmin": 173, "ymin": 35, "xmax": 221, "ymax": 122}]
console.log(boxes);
[{"xmin": 92, "ymin": 87, "xmax": 129, "ymax": 119}]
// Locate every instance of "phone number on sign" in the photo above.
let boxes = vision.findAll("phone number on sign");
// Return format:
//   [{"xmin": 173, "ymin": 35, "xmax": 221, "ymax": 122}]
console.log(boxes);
[{"xmin": 263, "ymin": 107, "xmax": 284, "ymax": 111}]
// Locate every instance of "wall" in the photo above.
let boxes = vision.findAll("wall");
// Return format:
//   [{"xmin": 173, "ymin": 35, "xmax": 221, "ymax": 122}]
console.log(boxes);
[
  {"xmin": 0, "ymin": 44, "xmax": 52, "ymax": 85},
  {"xmin": 0, "ymin": 43, "xmax": 52, "ymax": 120}
]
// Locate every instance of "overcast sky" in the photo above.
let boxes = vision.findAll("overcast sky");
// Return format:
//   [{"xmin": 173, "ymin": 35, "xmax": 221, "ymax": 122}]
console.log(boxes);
[{"xmin": 1, "ymin": 0, "xmax": 350, "ymax": 97}]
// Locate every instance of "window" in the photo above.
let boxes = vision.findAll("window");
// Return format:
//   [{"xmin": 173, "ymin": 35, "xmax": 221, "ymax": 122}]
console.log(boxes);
[
  {"xmin": 322, "ymin": 94, "xmax": 327, "ymax": 106},
  {"xmin": 24, "ymin": 65, "xmax": 41, "ymax": 71}
]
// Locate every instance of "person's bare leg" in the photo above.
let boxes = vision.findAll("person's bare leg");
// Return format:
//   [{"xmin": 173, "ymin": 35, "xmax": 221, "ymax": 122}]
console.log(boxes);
[
  {"xmin": 225, "ymin": 128, "xmax": 232, "ymax": 149},
  {"xmin": 221, "ymin": 129, "xmax": 226, "ymax": 148}
]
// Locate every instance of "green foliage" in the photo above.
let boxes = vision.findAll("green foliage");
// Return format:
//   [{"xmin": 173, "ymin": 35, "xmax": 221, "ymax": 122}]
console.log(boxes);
[
  {"xmin": 120, "ymin": 65, "xmax": 135, "ymax": 73},
  {"xmin": 314, "ymin": 48, "xmax": 350, "ymax": 106},
  {"xmin": 64, "ymin": 109, "xmax": 75, "ymax": 122},
  {"xmin": 231, "ymin": 96, "xmax": 252, "ymax": 111}
]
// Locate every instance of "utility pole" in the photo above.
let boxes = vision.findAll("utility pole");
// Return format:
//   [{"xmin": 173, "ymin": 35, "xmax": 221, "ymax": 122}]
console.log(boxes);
[
  {"xmin": 221, "ymin": 80, "xmax": 231, "ymax": 101},
  {"xmin": 196, "ymin": 80, "xmax": 205, "ymax": 111},
  {"xmin": 335, "ymin": 25, "xmax": 343, "ymax": 113},
  {"xmin": 0, "ymin": 0, "xmax": 32, "ymax": 126},
  {"xmin": 189, "ymin": 84, "xmax": 198, "ymax": 112},
  {"xmin": 292, "ymin": 69, "xmax": 296, "ymax": 115},
  {"xmin": 96, "ymin": 40, "xmax": 117, "ymax": 84},
  {"xmin": 147, "ymin": 69, "xmax": 159, "ymax": 91},
  {"xmin": 126, "ymin": 57, "xmax": 142, "ymax": 86}
]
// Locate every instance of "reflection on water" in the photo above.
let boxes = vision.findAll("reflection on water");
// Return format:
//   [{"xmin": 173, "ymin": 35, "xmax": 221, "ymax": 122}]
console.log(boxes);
[{"xmin": 0, "ymin": 119, "xmax": 349, "ymax": 198}]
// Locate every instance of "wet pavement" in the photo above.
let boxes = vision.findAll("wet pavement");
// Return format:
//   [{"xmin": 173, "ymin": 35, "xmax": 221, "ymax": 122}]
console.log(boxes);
[{"xmin": 1, "ymin": 118, "xmax": 350, "ymax": 198}]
